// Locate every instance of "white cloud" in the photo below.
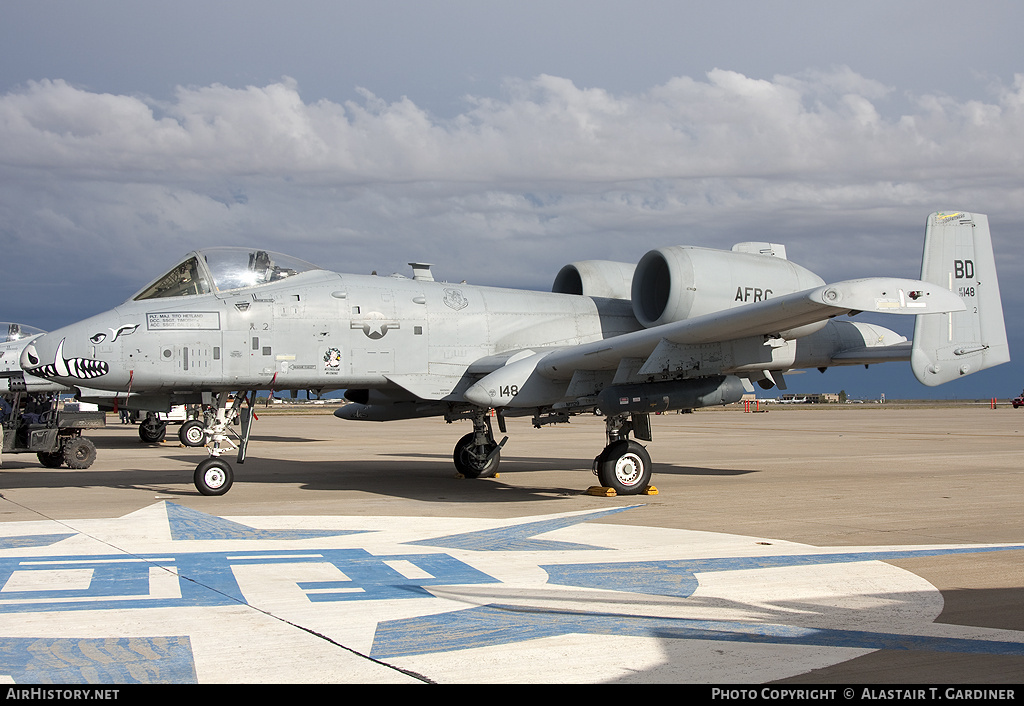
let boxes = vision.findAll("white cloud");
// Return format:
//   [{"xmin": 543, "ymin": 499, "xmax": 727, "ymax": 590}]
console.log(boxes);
[
  {"xmin": 4, "ymin": 68, "xmax": 1023, "ymax": 185},
  {"xmin": 2, "ymin": 68, "xmax": 1023, "ymax": 316}
]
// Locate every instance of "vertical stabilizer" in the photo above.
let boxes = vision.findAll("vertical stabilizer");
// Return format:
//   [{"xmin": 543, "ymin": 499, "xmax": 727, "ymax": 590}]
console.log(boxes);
[{"xmin": 911, "ymin": 212, "xmax": 1009, "ymax": 386}]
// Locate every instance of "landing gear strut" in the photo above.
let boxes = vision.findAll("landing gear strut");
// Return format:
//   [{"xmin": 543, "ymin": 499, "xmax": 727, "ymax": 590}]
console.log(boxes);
[
  {"xmin": 593, "ymin": 413, "xmax": 653, "ymax": 495},
  {"xmin": 189, "ymin": 391, "xmax": 256, "ymax": 495},
  {"xmin": 453, "ymin": 411, "xmax": 507, "ymax": 479}
]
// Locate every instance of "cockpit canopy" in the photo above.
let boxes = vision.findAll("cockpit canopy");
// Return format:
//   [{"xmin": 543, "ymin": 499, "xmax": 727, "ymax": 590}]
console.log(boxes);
[
  {"xmin": 1, "ymin": 322, "xmax": 46, "ymax": 343},
  {"xmin": 133, "ymin": 248, "xmax": 322, "ymax": 301}
]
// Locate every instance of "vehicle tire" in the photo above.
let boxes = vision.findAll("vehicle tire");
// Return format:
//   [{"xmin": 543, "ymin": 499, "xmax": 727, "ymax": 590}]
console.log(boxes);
[
  {"xmin": 139, "ymin": 419, "xmax": 166, "ymax": 443},
  {"xmin": 179, "ymin": 420, "xmax": 206, "ymax": 447},
  {"xmin": 38, "ymin": 451, "xmax": 64, "ymax": 468},
  {"xmin": 194, "ymin": 457, "xmax": 233, "ymax": 496},
  {"xmin": 595, "ymin": 440, "xmax": 652, "ymax": 495},
  {"xmin": 453, "ymin": 432, "xmax": 500, "ymax": 479},
  {"xmin": 62, "ymin": 437, "xmax": 97, "ymax": 469}
]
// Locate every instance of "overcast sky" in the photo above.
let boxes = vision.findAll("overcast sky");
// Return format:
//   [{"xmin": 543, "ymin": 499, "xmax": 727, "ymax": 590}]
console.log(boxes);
[{"xmin": 1, "ymin": 1, "xmax": 1021, "ymax": 398}]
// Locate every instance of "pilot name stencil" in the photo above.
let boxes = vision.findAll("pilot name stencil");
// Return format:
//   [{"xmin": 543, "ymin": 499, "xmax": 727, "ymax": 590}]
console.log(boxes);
[{"xmin": 146, "ymin": 312, "xmax": 221, "ymax": 330}]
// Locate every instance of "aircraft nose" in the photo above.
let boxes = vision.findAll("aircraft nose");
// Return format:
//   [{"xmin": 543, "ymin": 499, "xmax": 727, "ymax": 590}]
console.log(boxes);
[{"xmin": 20, "ymin": 327, "xmax": 111, "ymax": 382}]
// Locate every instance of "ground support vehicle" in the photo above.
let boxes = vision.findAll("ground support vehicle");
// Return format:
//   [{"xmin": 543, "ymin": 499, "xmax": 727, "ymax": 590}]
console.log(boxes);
[{"xmin": 1, "ymin": 393, "xmax": 105, "ymax": 468}]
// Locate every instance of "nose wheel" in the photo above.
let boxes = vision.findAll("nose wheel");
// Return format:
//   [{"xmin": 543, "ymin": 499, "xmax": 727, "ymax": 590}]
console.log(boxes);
[{"xmin": 194, "ymin": 457, "xmax": 233, "ymax": 496}]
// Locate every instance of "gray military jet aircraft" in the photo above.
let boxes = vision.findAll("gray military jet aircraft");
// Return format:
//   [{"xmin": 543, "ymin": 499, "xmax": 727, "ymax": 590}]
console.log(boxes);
[{"xmin": 18, "ymin": 212, "xmax": 1009, "ymax": 495}]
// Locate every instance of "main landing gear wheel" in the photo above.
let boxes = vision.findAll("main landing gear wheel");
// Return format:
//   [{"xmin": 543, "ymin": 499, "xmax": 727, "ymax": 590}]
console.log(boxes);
[
  {"xmin": 194, "ymin": 457, "xmax": 233, "ymax": 496},
  {"xmin": 179, "ymin": 419, "xmax": 206, "ymax": 447},
  {"xmin": 453, "ymin": 432, "xmax": 501, "ymax": 479},
  {"xmin": 139, "ymin": 417, "xmax": 166, "ymax": 443},
  {"xmin": 595, "ymin": 440, "xmax": 652, "ymax": 495}
]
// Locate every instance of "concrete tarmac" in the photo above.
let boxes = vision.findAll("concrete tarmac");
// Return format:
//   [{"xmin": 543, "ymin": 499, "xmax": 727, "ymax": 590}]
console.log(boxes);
[{"xmin": 0, "ymin": 405, "xmax": 1022, "ymax": 684}]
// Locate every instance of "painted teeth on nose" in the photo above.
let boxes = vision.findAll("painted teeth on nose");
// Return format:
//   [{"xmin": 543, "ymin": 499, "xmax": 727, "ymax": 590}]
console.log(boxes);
[
  {"xmin": 71, "ymin": 358, "xmax": 109, "ymax": 378},
  {"xmin": 26, "ymin": 338, "xmax": 109, "ymax": 380}
]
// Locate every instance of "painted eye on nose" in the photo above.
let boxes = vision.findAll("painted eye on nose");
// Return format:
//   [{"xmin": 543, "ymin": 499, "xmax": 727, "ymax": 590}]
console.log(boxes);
[
  {"xmin": 90, "ymin": 333, "xmax": 107, "ymax": 344},
  {"xmin": 22, "ymin": 344, "xmax": 39, "ymax": 367}
]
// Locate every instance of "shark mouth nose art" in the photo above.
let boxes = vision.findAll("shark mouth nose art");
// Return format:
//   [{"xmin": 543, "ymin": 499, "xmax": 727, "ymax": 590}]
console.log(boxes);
[{"xmin": 22, "ymin": 339, "xmax": 109, "ymax": 380}]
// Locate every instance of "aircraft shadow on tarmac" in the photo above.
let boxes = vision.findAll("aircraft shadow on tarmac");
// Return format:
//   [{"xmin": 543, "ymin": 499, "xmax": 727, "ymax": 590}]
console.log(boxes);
[
  {"xmin": 0, "ymin": 458, "xmax": 606, "ymax": 502},
  {"xmin": 376, "ymin": 569, "xmax": 1024, "ymax": 683},
  {"xmin": 387, "ymin": 452, "xmax": 758, "ymax": 477},
  {"xmin": 0, "ymin": 451, "xmax": 757, "ymax": 501},
  {"xmin": 651, "ymin": 584, "xmax": 1024, "ymax": 684},
  {"xmin": 98, "ymin": 430, "xmax": 322, "ymax": 448}
]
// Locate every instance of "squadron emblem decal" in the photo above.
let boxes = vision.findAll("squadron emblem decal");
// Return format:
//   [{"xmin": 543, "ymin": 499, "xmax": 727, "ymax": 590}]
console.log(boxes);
[
  {"xmin": 443, "ymin": 288, "xmax": 469, "ymax": 311},
  {"xmin": 324, "ymin": 347, "xmax": 342, "ymax": 373}
]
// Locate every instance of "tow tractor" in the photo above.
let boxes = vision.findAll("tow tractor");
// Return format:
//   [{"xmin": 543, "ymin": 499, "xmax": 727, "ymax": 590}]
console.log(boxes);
[{"xmin": 1, "ymin": 391, "xmax": 105, "ymax": 468}]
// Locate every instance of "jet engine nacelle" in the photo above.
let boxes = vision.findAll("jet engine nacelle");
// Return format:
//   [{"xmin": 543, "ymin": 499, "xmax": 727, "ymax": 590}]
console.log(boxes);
[
  {"xmin": 552, "ymin": 260, "xmax": 635, "ymax": 300},
  {"xmin": 630, "ymin": 246, "xmax": 826, "ymax": 331}
]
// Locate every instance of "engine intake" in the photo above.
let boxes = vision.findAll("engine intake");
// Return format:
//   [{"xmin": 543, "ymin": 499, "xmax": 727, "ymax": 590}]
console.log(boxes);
[
  {"xmin": 552, "ymin": 260, "xmax": 635, "ymax": 300},
  {"xmin": 630, "ymin": 246, "xmax": 824, "ymax": 328}
]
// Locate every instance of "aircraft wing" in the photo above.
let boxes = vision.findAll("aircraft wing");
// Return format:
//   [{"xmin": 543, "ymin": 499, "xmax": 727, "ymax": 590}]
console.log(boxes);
[{"xmin": 537, "ymin": 277, "xmax": 963, "ymax": 377}]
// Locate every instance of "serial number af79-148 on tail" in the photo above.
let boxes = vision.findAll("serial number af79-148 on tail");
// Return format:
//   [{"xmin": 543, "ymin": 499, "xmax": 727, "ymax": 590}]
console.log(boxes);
[{"xmin": 19, "ymin": 212, "xmax": 1009, "ymax": 495}]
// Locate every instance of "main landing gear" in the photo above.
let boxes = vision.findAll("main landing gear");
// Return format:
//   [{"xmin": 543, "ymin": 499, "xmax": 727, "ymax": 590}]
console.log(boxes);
[
  {"xmin": 179, "ymin": 419, "xmax": 206, "ymax": 447},
  {"xmin": 138, "ymin": 411, "xmax": 205, "ymax": 447},
  {"xmin": 592, "ymin": 413, "xmax": 654, "ymax": 495},
  {"xmin": 453, "ymin": 411, "xmax": 507, "ymax": 479},
  {"xmin": 452, "ymin": 408, "xmax": 655, "ymax": 495},
  {"xmin": 138, "ymin": 413, "xmax": 166, "ymax": 443}
]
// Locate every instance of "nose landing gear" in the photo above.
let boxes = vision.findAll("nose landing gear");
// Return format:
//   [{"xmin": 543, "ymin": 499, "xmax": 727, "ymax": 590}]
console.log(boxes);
[{"xmin": 188, "ymin": 391, "xmax": 256, "ymax": 495}]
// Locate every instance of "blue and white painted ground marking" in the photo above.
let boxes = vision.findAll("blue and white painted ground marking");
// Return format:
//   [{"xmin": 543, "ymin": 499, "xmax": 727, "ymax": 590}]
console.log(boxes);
[{"xmin": 0, "ymin": 501, "xmax": 1022, "ymax": 683}]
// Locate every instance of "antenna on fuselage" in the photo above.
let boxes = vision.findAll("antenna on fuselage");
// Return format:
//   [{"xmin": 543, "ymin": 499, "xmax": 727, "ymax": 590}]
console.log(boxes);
[{"xmin": 409, "ymin": 263, "xmax": 435, "ymax": 282}]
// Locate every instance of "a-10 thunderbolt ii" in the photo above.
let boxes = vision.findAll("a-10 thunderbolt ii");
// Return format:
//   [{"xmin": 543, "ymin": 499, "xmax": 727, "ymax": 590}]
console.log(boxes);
[{"xmin": 18, "ymin": 211, "xmax": 1009, "ymax": 495}]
